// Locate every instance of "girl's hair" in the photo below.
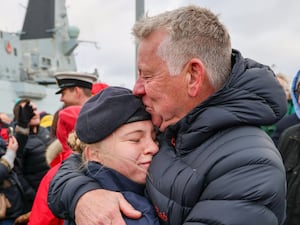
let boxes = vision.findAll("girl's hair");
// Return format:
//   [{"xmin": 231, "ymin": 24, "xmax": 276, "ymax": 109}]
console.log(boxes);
[
  {"xmin": 13, "ymin": 98, "xmax": 31, "ymax": 121},
  {"xmin": 67, "ymin": 131, "xmax": 86, "ymax": 154},
  {"xmin": 50, "ymin": 106, "xmax": 64, "ymax": 138}
]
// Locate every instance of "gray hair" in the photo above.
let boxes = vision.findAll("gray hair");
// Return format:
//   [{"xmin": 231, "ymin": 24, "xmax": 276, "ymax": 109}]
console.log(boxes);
[{"xmin": 132, "ymin": 5, "xmax": 232, "ymax": 89}]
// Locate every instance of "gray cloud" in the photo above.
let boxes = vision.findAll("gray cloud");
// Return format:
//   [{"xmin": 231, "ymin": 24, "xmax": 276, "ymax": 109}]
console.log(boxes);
[{"xmin": 0, "ymin": 0, "xmax": 299, "ymax": 88}]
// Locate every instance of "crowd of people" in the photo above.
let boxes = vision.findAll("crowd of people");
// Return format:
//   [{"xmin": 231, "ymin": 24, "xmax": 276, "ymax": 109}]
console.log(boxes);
[
  {"xmin": 0, "ymin": 4, "xmax": 298, "ymax": 225},
  {"xmin": 0, "ymin": 72, "xmax": 108, "ymax": 225}
]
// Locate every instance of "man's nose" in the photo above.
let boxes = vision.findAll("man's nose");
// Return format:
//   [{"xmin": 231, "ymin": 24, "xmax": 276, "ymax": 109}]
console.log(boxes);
[{"xmin": 133, "ymin": 78, "xmax": 145, "ymax": 96}]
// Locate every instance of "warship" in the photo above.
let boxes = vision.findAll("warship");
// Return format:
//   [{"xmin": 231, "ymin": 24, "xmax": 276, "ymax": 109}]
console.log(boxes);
[{"xmin": 0, "ymin": 0, "xmax": 89, "ymax": 116}]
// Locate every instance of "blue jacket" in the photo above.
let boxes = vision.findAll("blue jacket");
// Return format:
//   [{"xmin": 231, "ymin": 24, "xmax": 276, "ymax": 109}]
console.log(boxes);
[
  {"xmin": 290, "ymin": 70, "xmax": 300, "ymax": 119},
  {"xmin": 65, "ymin": 161, "xmax": 159, "ymax": 225},
  {"xmin": 48, "ymin": 50, "xmax": 287, "ymax": 225}
]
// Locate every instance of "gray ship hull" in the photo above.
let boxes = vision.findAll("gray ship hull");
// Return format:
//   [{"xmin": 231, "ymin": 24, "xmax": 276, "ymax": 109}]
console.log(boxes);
[{"xmin": 0, "ymin": 80, "xmax": 61, "ymax": 116}]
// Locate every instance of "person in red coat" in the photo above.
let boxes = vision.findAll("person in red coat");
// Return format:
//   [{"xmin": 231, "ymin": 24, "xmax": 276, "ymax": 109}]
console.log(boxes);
[{"xmin": 28, "ymin": 106, "xmax": 81, "ymax": 225}]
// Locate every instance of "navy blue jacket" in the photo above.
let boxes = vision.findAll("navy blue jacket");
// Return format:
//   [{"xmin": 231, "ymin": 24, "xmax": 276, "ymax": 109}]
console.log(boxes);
[
  {"xmin": 65, "ymin": 161, "xmax": 159, "ymax": 225},
  {"xmin": 48, "ymin": 50, "xmax": 287, "ymax": 225}
]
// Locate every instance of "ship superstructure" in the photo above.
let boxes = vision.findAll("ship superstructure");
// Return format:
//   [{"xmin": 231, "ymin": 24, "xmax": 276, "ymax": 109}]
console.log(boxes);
[{"xmin": 0, "ymin": 0, "xmax": 83, "ymax": 115}]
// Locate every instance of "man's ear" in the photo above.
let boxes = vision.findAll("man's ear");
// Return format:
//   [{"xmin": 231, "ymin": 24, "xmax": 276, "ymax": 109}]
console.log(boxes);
[
  {"xmin": 74, "ymin": 86, "xmax": 83, "ymax": 97},
  {"xmin": 186, "ymin": 59, "xmax": 204, "ymax": 97},
  {"xmin": 74, "ymin": 86, "xmax": 81, "ymax": 94}
]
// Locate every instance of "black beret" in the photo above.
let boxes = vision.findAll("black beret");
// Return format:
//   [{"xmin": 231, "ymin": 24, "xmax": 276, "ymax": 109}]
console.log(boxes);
[{"xmin": 76, "ymin": 86, "xmax": 151, "ymax": 144}]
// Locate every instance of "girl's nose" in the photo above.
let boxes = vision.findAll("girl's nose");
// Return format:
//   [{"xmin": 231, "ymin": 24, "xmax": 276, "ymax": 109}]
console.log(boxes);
[{"xmin": 145, "ymin": 139, "xmax": 159, "ymax": 155}]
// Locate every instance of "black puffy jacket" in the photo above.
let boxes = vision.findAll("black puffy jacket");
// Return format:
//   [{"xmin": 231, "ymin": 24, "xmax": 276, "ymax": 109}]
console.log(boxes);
[{"xmin": 21, "ymin": 126, "xmax": 51, "ymax": 192}]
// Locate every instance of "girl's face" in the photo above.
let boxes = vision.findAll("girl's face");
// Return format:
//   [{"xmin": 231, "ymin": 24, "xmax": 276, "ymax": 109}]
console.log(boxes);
[{"xmin": 87, "ymin": 120, "xmax": 159, "ymax": 184}]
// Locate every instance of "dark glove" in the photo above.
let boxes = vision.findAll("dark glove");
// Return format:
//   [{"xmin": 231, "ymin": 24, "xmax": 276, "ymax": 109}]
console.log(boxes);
[{"xmin": 17, "ymin": 101, "xmax": 35, "ymax": 128}]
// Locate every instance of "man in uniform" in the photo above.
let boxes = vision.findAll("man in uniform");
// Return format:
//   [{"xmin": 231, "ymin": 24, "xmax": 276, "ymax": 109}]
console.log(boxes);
[{"xmin": 55, "ymin": 72, "xmax": 98, "ymax": 106}]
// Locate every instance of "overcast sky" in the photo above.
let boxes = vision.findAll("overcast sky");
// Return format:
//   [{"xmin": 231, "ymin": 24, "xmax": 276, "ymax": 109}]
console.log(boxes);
[{"xmin": 0, "ymin": 0, "xmax": 299, "ymax": 89}]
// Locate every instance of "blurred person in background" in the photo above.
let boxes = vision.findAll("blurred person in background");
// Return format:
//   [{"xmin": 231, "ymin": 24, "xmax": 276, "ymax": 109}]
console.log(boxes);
[
  {"xmin": 0, "ymin": 103, "xmax": 35, "ymax": 225},
  {"xmin": 13, "ymin": 99, "xmax": 51, "ymax": 209},
  {"xmin": 272, "ymin": 71, "xmax": 300, "ymax": 146},
  {"xmin": 262, "ymin": 72, "xmax": 294, "ymax": 137},
  {"xmin": 28, "ymin": 106, "xmax": 81, "ymax": 225}
]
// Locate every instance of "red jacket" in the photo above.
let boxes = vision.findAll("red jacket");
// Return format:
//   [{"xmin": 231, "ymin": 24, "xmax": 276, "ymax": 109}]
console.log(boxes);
[{"xmin": 28, "ymin": 164, "xmax": 64, "ymax": 225}]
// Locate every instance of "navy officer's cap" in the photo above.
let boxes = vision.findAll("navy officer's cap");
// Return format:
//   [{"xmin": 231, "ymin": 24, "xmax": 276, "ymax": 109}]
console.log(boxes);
[{"xmin": 54, "ymin": 72, "xmax": 97, "ymax": 94}]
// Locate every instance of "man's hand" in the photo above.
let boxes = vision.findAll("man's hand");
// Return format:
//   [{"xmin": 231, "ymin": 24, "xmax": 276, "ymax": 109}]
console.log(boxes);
[{"xmin": 75, "ymin": 189, "xmax": 142, "ymax": 225}]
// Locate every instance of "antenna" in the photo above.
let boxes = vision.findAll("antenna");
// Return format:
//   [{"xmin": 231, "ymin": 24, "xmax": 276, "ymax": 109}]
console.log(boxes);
[
  {"xmin": 78, "ymin": 40, "xmax": 101, "ymax": 50},
  {"xmin": 135, "ymin": 0, "xmax": 145, "ymax": 79}
]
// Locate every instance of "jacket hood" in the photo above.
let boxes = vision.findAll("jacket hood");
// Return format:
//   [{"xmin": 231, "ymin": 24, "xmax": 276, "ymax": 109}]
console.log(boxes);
[
  {"xmin": 45, "ymin": 139, "xmax": 62, "ymax": 166},
  {"xmin": 168, "ymin": 49, "xmax": 287, "ymax": 153},
  {"xmin": 290, "ymin": 69, "xmax": 300, "ymax": 118},
  {"xmin": 56, "ymin": 105, "xmax": 81, "ymax": 162}
]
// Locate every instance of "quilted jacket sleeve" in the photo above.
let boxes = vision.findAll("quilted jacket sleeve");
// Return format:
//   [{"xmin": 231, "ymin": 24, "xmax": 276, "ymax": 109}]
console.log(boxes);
[{"xmin": 48, "ymin": 154, "xmax": 101, "ymax": 219}]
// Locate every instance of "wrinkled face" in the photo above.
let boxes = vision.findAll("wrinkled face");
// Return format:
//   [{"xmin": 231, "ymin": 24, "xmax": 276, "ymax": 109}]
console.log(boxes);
[
  {"xmin": 89, "ymin": 120, "xmax": 158, "ymax": 184},
  {"xmin": 59, "ymin": 87, "xmax": 80, "ymax": 106},
  {"xmin": 133, "ymin": 31, "xmax": 188, "ymax": 132}
]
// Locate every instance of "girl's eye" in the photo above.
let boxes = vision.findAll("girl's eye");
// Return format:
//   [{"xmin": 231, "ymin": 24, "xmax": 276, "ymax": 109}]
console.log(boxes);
[{"xmin": 129, "ymin": 139, "xmax": 140, "ymax": 143}]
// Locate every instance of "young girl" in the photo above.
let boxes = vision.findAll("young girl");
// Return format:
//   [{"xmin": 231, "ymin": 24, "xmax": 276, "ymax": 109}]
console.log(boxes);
[{"xmin": 67, "ymin": 86, "xmax": 159, "ymax": 225}]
